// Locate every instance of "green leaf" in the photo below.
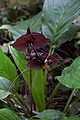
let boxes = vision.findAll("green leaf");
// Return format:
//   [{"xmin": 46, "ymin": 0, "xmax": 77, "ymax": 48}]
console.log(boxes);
[
  {"xmin": 36, "ymin": 109, "xmax": 65, "ymax": 120},
  {"xmin": 65, "ymin": 115, "xmax": 80, "ymax": 120},
  {"xmin": 0, "ymin": 49, "xmax": 17, "ymax": 82},
  {"xmin": 32, "ymin": 70, "xmax": 45, "ymax": 111},
  {"xmin": 42, "ymin": 0, "xmax": 80, "ymax": 44},
  {"xmin": 0, "ymin": 49, "xmax": 18, "ymax": 92},
  {"xmin": 0, "ymin": 108, "xmax": 21, "ymax": 120},
  {"xmin": 30, "ymin": 110, "xmax": 80, "ymax": 120},
  {"xmin": 9, "ymin": 46, "xmax": 30, "ymax": 87},
  {"xmin": 0, "ymin": 90, "xmax": 11, "ymax": 100},
  {"xmin": 55, "ymin": 56, "xmax": 80, "ymax": 89},
  {"xmin": 0, "ymin": 77, "xmax": 11, "ymax": 91}
]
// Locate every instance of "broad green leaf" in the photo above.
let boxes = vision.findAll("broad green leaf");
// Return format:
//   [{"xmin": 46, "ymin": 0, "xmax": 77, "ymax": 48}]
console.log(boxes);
[
  {"xmin": 0, "ymin": 77, "xmax": 17, "ymax": 96},
  {"xmin": 36, "ymin": 109, "xmax": 65, "ymax": 120},
  {"xmin": 42, "ymin": 0, "xmax": 80, "ymax": 45},
  {"xmin": 0, "ymin": 77, "xmax": 11, "ymax": 91},
  {"xmin": 0, "ymin": 49, "xmax": 17, "ymax": 81},
  {"xmin": 0, "ymin": 108, "xmax": 21, "ymax": 120},
  {"xmin": 0, "ymin": 49, "xmax": 18, "ymax": 92},
  {"xmin": 55, "ymin": 56, "xmax": 80, "ymax": 89},
  {"xmin": 65, "ymin": 115, "xmax": 80, "ymax": 120},
  {"xmin": 0, "ymin": 90, "xmax": 11, "ymax": 100},
  {"xmin": 9, "ymin": 46, "xmax": 30, "ymax": 87},
  {"xmin": 30, "ymin": 110, "xmax": 80, "ymax": 120},
  {"xmin": 0, "ymin": 49, "xmax": 18, "ymax": 82},
  {"xmin": 32, "ymin": 70, "xmax": 45, "ymax": 111}
]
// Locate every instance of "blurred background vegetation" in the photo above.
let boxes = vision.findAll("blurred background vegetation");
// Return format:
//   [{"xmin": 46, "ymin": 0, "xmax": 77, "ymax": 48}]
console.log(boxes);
[{"xmin": 0, "ymin": 0, "xmax": 44, "ymax": 24}]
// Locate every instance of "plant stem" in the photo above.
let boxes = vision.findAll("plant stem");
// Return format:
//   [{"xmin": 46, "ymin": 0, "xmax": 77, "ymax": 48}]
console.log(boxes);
[
  {"xmin": 30, "ymin": 68, "xmax": 33, "ymax": 114},
  {"xmin": 7, "ymin": 97, "xmax": 20, "ymax": 112},
  {"xmin": 63, "ymin": 89, "xmax": 76, "ymax": 113},
  {"xmin": 48, "ymin": 82, "xmax": 61, "ymax": 102},
  {"xmin": 9, "ymin": 94, "xmax": 30, "ymax": 117},
  {"xmin": 16, "ymin": 94, "xmax": 30, "ymax": 113}
]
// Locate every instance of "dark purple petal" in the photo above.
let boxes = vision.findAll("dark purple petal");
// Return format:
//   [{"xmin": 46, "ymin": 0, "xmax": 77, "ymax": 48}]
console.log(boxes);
[
  {"xmin": 47, "ymin": 53, "xmax": 63, "ymax": 67},
  {"xmin": 11, "ymin": 34, "xmax": 28, "ymax": 51},
  {"xmin": 27, "ymin": 49, "xmax": 48, "ymax": 69},
  {"xmin": 27, "ymin": 58, "xmax": 45, "ymax": 69},
  {"xmin": 36, "ymin": 49, "xmax": 48, "ymax": 61},
  {"xmin": 29, "ymin": 48, "xmax": 36, "ymax": 58},
  {"xmin": 11, "ymin": 29, "xmax": 50, "ymax": 51},
  {"xmin": 31, "ymin": 32, "xmax": 49, "ymax": 48},
  {"xmin": 27, "ymin": 49, "xmax": 48, "ymax": 68}
]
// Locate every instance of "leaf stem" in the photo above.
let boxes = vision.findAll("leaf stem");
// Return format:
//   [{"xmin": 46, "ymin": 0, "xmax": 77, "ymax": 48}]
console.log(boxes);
[
  {"xmin": 7, "ymin": 97, "xmax": 20, "ymax": 112},
  {"xmin": 48, "ymin": 83, "xmax": 61, "ymax": 102},
  {"xmin": 63, "ymin": 89, "xmax": 76, "ymax": 113},
  {"xmin": 16, "ymin": 94, "xmax": 30, "ymax": 113},
  {"xmin": 9, "ymin": 94, "xmax": 30, "ymax": 117},
  {"xmin": 30, "ymin": 68, "xmax": 33, "ymax": 114}
]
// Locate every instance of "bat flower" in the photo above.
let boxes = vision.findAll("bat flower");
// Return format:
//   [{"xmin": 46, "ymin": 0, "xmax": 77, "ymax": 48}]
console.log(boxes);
[
  {"xmin": 27, "ymin": 48, "xmax": 48, "ymax": 69},
  {"xmin": 26, "ymin": 48, "xmax": 36, "ymax": 61},
  {"xmin": 27, "ymin": 48, "xmax": 64, "ymax": 69},
  {"xmin": 11, "ymin": 28, "xmax": 49, "ymax": 51}
]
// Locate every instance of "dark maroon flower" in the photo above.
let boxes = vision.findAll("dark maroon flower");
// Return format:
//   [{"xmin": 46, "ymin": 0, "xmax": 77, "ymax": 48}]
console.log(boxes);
[
  {"xmin": 11, "ymin": 28, "xmax": 49, "ymax": 51},
  {"xmin": 46, "ymin": 53, "xmax": 63, "ymax": 68},
  {"xmin": 27, "ymin": 49, "xmax": 48, "ymax": 69},
  {"xmin": 27, "ymin": 48, "xmax": 64, "ymax": 69},
  {"xmin": 11, "ymin": 28, "xmax": 64, "ymax": 69}
]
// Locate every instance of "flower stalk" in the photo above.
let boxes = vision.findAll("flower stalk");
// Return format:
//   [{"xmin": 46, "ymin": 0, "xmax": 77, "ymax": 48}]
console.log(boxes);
[
  {"xmin": 63, "ymin": 89, "xmax": 76, "ymax": 113},
  {"xmin": 9, "ymin": 94, "xmax": 30, "ymax": 117},
  {"xmin": 30, "ymin": 68, "xmax": 33, "ymax": 114},
  {"xmin": 48, "ymin": 83, "xmax": 61, "ymax": 103}
]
